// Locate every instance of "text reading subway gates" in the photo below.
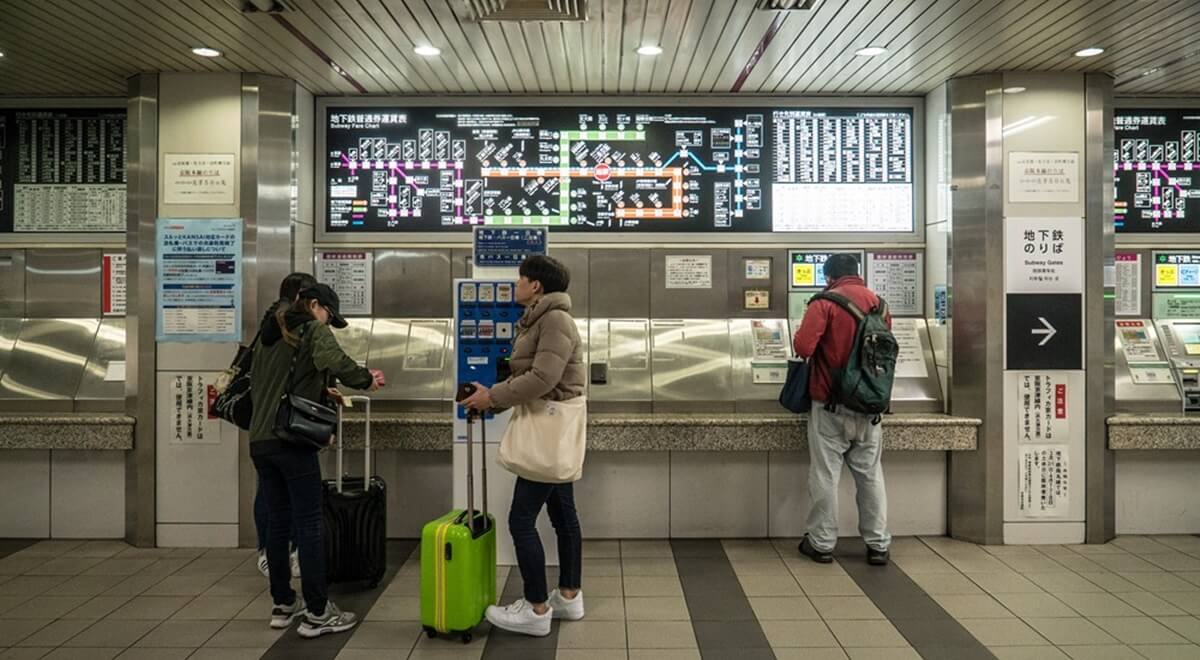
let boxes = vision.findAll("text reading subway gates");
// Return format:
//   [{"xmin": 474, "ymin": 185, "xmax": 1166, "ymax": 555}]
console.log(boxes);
[{"xmin": 325, "ymin": 106, "xmax": 914, "ymax": 234}]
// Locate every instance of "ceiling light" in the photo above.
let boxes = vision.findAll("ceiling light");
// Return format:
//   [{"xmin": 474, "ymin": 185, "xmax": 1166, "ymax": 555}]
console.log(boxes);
[
  {"xmin": 854, "ymin": 46, "xmax": 887, "ymax": 57},
  {"xmin": 1074, "ymin": 47, "xmax": 1104, "ymax": 57},
  {"xmin": 414, "ymin": 45, "xmax": 441, "ymax": 57},
  {"xmin": 191, "ymin": 47, "xmax": 221, "ymax": 57},
  {"xmin": 1003, "ymin": 86, "xmax": 1026, "ymax": 94},
  {"xmin": 0, "ymin": 52, "xmax": 5, "ymax": 58},
  {"xmin": 637, "ymin": 45, "xmax": 663, "ymax": 56}
]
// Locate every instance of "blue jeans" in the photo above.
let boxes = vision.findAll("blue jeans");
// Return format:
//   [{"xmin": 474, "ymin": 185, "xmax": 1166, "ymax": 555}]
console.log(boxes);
[
  {"xmin": 805, "ymin": 402, "xmax": 892, "ymax": 553},
  {"xmin": 253, "ymin": 449, "xmax": 328, "ymax": 615},
  {"xmin": 509, "ymin": 477, "xmax": 583, "ymax": 604}
]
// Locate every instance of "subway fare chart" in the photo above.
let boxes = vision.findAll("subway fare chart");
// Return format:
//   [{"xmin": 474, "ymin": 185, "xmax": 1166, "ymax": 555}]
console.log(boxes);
[
  {"xmin": 325, "ymin": 107, "xmax": 769, "ymax": 233},
  {"xmin": 323, "ymin": 106, "xmax": 915, "ymax": 234},
  {"xmin": 1115, "ymin": 109, "xmax": 1200, "ymax": 233}
]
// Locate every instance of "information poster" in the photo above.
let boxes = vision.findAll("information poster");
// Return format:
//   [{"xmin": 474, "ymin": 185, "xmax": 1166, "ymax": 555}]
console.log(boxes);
[
  {"xmin": 102, "ymin": 253, "xmax": 126, "ymax": 316},
  {"xmin": 744, "ymin": 258, "xmax": 772, "ymax": 280},
  {"xmin": 665, "ymin": 255, "xmax": 712, "ymax": 289},
  {"xmin": 168, "ymin": 372, "xmax": 220, "ymax": 445},
  {"xmin": 1018, "ymin": 445, "xmax": 1070, "ymax": 517},
  {"xmin": 1115, "ymin": 252, "xmax": 1141, "ymax": 316},
  {"xmin": 0, "ymin": 108, "xmax": 127, "ymax": 233},
  {"xmin": 892, "ymin": 320, "xmax": 929, "ymax": 379},
  {"xmin": 1008, "ymin": 151, "xmax": 1080, "ymax": 203},
  {"xmin": 1116, "ymin": 320, "xmax": 1163, "ymax": 363},
  {"xmin": 867, "ymin": 251, "xmax": 923, "ymax": 316},
  {"xmin": 162, "ymin": 154, "xmax": 236, "ymax": 205},
  {"xmin": 156, "ymin": 218, "xmax": 242, "ymax": 343},
  {"xmin": 1016, "ymin": 373, "xmax": 1070, "ymax": 443},
  {"xmin": 316, "ymin": 250, "xmax": 373, "ymax": 315},
  {"xmin": 1004, "ymin": 217, "xmax": 1084, "ymax": 293},
  {"xmin": 473, "ymin": 227, "xmax": 548, "ymax": 268}
]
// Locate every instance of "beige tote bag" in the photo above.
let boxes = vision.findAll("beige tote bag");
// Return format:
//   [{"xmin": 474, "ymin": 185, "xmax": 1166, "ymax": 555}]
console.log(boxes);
[{"xmin": 498, "ymin": 396, "xmax": 587, "ymax": 483}]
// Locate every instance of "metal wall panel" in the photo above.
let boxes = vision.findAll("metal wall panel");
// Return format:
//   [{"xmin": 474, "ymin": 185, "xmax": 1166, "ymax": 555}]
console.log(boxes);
[
  {"xmin": 947, "ymin": 73, "xmax": 1005, "ymax": 545},
  {"xmin": 0, "ymin": 251, "xmax": 27, "ymax": 318},
  {"xmin": 649, "ymin": 319, "xmax": 734, "ymax": 413},
  {"xmin": 25, "ymin": 249, "xmax": 102, "ymax": 318},
  {"xmin": 374, "ymin": 249, "xmax": 453, "ymax": 318},
  {"xmin": 587, "ymin": 318, "xmax": 653, "ymax": 413},
  {"xmin": 0, "ymin": 318, "xmax": 23, "ymax": 386},
  {"xmin": 550, "ymin": 248, "xmax": 590, "ymax": 318},
  {"xmin": 590, "ymin": 249, "xmax": 650, "ymax": 318},
  {"xmin": 366, "ymin": 319, "xmax": 454, "ymax": 411},
  {"xmin": 0, "ymin": 319, "xmax": 99, "ymax": 412},
  {"xmin": 650, "ymin": 249, "xmax": 729, "ymax": 319},
  {"xmin": 74, "ymin": 318, "xmax": 126, "ymax": 412}
]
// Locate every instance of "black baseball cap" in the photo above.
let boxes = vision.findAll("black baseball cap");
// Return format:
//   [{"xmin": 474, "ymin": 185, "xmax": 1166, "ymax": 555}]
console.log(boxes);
[{"xmin": 298, "ymin": 284, "xmax": 348, "ymax": 329}]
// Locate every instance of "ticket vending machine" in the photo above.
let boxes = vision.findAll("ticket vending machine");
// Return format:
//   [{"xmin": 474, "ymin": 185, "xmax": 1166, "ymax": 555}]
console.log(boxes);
[
  {"xmin": 786, "ymin": 249, "xmax": 942, "ymax": 412},
  {"xmin": 1134, "ymin": 251, "xmax": 1200, "ymax": 412},
  {"xmin": 452, "ymin": 279, "xmax": 557, "ymax": 565}
]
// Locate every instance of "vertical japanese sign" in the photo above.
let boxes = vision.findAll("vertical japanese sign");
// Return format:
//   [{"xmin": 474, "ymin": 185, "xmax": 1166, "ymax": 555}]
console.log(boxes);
[
  {"xmin": 1114, "ymin": 252, "xmax": 1142, "ymax": 317},
  {"xmin": 155, "ymin": 218, "xmax": 242, "ymax": 343},
  {"xmin": 316, "ymin": 250, "xmax": 373, "ymax": 315},
  {"xmin": 1004, "ymin": 217, "xmax": 1084, "ymax": 293},
  {"xmin": 102, "ymin": 253, "xmax": 126, "ymax": 316},
  {"xmin": 169, "ymin": 372, "xmax": 220, "ymax": 444},
  {"xmin": 1014, "ymin": 373, "xmax": 1071, "ymax": 517}
]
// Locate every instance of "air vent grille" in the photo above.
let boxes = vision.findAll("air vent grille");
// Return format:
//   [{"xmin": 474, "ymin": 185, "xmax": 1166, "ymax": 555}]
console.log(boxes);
[
  {"xmin": 755, "ymin": 0, "xmax": 819, "ymax": 10},
  {"xmin": 467, "ymin": 0, "xmax": 587, "ymax": 22}
]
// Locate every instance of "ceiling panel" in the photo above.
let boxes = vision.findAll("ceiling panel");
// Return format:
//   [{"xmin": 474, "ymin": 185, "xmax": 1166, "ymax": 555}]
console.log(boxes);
[{"xmin": 2, "ymin": 0, "xmax": 1200, "ymax": 97}]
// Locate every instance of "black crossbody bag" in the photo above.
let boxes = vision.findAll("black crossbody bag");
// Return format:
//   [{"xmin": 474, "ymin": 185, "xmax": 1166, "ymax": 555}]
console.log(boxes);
[{"xmin": 273, "ymin": 325, "xmax": 338, "ymax": 450}]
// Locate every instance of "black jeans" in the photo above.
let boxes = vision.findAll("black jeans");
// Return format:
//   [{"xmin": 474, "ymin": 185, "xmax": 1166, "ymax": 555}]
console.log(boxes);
[
  {"xmin": 508, "ymin": 477, "xmax": 583, "ymax": 604},
  {"xmin": 253, "ymin": 449, "xmax": 328, "ymax": 615},
  {"xmin": 254, "ymin": 478, "xmax": 296, "ymax": 551}
]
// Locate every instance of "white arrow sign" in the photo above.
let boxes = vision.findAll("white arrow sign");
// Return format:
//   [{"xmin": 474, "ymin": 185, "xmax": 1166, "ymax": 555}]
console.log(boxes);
[{"xmin": 1031, "ymin": 317, "xmax": 1057, "ymax": 346}]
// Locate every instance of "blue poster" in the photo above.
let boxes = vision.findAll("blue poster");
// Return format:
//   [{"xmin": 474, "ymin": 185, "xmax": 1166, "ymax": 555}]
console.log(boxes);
[{"xmin": 156, "ymin": 218, "xmax": 243, "ymax": 343}]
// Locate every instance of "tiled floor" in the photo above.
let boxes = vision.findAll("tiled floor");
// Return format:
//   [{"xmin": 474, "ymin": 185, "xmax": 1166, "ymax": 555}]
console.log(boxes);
[{"xmin": 1, "ymin": 535, "xmax": 1199, "ymax": 659}]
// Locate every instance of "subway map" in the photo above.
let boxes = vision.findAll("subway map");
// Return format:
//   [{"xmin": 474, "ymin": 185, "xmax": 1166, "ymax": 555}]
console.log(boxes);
[{"xmin": 1115, "ymin": 109, "xmax": 1200, "ymax": 233}]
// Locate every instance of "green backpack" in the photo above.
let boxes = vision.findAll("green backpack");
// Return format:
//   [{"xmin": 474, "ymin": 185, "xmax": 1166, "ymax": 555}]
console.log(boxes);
[{"xmin": 811, "ymin": 291, "xmax": 898, "ymax": 421}]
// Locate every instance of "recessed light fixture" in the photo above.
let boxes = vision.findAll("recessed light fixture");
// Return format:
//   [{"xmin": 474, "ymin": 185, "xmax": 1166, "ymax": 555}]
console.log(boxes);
[
  {"xmin": 191, "ymin": 47, "xmax": 221, "ymax": 57},
  {"xmin": 1074, "ymin": 47, "xmax": 1104, "ymax": 57},
  {"xmin": 1003, "ymin": 86, "xmax": 1026, "ymax": 94},
  {"xmin": 854, "ymin": 46, "xmax": 887, "ymax": 57},
  {"xmin": 0, "ymin": 51, "xmax": 5, "ymax": 58},
  {"xmin": 637, "ymin": 45, "xmax": 663, "ymax": 56},
  {"xmin": 414, "ymin": 45, "xmax": 441, "ymax": 57}
]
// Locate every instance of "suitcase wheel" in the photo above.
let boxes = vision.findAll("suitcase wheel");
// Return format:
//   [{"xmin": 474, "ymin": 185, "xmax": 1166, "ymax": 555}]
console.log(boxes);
[
  {"xmin": 461, "ymin": 632, "xmax": 472, "ymax": 644},
  {"xmin": 423, "ymin": 626, "xmax": 437, "ymax": 639}
]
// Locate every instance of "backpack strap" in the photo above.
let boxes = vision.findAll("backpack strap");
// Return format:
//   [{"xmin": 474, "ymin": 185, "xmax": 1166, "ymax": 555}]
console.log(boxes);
[{"xmin": 811, "ymin": 291, "xmax": 866, "ymax": 323}]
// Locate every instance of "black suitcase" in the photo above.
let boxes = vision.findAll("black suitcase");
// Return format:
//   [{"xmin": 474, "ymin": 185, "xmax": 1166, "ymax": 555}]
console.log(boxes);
[{"xmin": 322, "ymin": 395, "xmax": 387, "ymax": 588}]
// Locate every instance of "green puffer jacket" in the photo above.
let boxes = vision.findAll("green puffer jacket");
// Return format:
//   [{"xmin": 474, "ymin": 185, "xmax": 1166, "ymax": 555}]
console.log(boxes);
[{"xmin": 248, "ymin": 309, "xmax": 373, "ymax": 455}]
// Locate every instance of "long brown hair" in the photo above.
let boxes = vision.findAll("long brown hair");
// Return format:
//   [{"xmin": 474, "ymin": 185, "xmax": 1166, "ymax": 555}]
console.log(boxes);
[{"xmin": 276, "ymin": 297, "xmax": 317, "ymax": 347}]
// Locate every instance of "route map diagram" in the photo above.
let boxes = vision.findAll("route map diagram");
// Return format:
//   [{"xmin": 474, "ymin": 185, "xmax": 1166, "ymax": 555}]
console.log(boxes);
[
  {"xmin": 324, "ymin": 106, "xmax": 913, "ymax": 234},
  {"xmin": 1115, "ymin": 109, "xmax": 1200, "ymax": 233}
]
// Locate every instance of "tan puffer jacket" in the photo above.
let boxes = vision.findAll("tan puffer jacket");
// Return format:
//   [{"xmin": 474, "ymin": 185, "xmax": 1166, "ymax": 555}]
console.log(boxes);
[{"xmin": 489, "ymin": 292, "xmax": 585, "ymax": 409}]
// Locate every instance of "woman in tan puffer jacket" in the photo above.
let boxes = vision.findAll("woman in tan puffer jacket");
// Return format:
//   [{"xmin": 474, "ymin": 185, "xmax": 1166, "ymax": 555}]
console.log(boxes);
[{"xmin": 459, "ymin": 255, "xmax": 586, "ymax": 636}]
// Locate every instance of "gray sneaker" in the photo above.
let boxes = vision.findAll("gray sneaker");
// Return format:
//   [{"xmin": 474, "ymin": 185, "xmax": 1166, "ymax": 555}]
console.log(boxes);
[
  {"xmin": 269, "ymin": 596, "xmax": 306, "ymax": 629},
  {"xmin": 297, "ymin": 601, "xmax": 358, "ymax": 638}
]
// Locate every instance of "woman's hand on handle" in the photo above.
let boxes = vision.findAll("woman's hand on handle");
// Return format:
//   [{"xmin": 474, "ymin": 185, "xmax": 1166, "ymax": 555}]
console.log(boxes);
[{"xmin": 460, "ymin": 381, "xmax": 493, "ymax": 412}]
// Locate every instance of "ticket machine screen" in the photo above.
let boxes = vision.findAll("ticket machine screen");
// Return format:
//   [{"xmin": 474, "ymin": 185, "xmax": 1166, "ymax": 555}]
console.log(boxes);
[{"xmin": 1175, "ymin": 323, "xmax": 1200, "ymax": 356}]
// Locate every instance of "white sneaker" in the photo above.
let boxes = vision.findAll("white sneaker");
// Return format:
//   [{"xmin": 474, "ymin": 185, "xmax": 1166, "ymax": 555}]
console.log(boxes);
[
  {"xmin": 297, "ymin": 601, "xmax": 358, "ymax": 638},
  {"xmin": 484, "ymin": 599, "xmax": 552, "ymax": 637},
  {"xmin": 548, "ymin": 589, "xmax": 585, "ymax": 621},
  {"xmin": 290, "ymin": 549, "xmax": 301, "ymax": 579},
  {"xmin": 269, "ymin": 595, "xmax": 305, "ymax": 629},
  {"xmin": 257, "ymin": 551, "xmax": 269, "ymax": 577}
]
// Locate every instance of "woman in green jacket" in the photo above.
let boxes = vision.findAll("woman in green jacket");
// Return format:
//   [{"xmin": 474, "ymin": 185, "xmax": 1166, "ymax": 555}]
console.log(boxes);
[{"xmin": 249, "ymin": 283, "xmax": 383, "ymax": 639}]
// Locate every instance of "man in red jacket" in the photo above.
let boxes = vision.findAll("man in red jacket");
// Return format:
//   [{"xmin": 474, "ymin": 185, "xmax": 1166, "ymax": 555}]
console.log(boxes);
[{"xmin": 792, "ymin": 253, "xmax": 892, "ymax": 566}]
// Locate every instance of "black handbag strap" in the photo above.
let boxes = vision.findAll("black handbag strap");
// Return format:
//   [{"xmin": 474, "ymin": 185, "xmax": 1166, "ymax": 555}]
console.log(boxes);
[{"xmin": 281, "ymin": 324, "xmax": 312, "ymax": 397}]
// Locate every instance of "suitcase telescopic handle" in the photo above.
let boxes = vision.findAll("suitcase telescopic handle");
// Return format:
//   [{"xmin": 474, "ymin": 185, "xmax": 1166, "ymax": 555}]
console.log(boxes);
[{"xmin": 336, "ymin": 395, "xmax": 372, "ymax": 494}]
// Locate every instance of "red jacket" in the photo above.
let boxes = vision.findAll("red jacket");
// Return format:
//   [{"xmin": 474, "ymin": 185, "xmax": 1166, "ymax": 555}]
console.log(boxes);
[{"xmin": 793, "ymin": 276, "xmax": 892, "ymax": 404}]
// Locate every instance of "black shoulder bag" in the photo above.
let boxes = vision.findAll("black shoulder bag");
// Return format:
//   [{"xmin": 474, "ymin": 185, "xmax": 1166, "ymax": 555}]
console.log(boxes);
[
  {"xmin": 273, "ymin": 325, "xmax": 338, "ymax": 450},
  {"xmin": 210, "ymin": 329, "xmax": 261, "ymax": 430}
]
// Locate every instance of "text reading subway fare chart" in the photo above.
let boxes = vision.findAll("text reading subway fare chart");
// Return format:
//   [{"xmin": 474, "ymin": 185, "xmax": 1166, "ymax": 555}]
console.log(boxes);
[{"xmin": 323, "ymin": 107, "xmax": 914, "ymax": 234}]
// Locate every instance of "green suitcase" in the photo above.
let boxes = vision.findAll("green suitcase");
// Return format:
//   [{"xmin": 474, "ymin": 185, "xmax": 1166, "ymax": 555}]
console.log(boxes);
[{"xmin": 420, "ymin": 413, "xmax": 496, "ymax": 643}]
